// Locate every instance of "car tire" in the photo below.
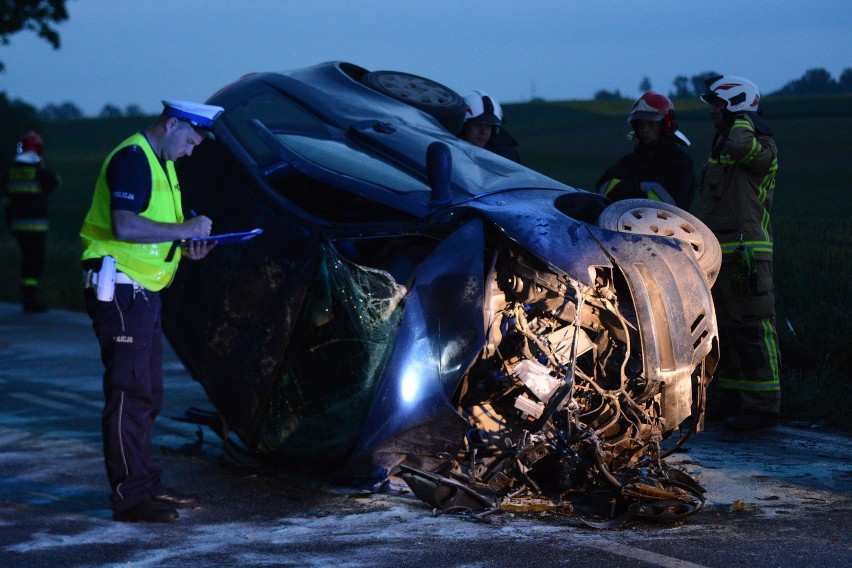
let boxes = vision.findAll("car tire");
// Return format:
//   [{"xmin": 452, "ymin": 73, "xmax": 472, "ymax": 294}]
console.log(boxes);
[
  {"xmin": 596, "ymin": 199, "xmax": 722, "ymax": 286},
  {"xmin": 361, "ymin": 70, "xmax": 467, "ymax": 134}
]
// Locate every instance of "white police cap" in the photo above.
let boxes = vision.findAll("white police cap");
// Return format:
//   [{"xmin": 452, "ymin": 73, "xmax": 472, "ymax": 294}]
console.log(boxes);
[{"xmin": 161, "ymin": 99, "xmax": 224, "ymax": 130}]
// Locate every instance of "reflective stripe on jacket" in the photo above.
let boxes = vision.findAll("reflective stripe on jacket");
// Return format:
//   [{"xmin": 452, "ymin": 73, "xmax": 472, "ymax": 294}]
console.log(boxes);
[
  {"xmin": 3, "ymin": 161, "xmax": 59, "ymax": 231},
  {"xmin": 6, "ymin": 164, "xmax": 41, "ymax": 194},
  {"xmin": 700, "ymin": 114, "xmax": 778, "ymax": 261},
  {"xmin": 80, "ymin": 132, "xmax": 184, "ymax": 291}
]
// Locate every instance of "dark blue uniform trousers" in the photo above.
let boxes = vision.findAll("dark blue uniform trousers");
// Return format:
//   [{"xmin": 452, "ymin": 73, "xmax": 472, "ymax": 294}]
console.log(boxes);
[{"xmin": 85, "ymin": 284, "xmax": 167, "ymax": 514}]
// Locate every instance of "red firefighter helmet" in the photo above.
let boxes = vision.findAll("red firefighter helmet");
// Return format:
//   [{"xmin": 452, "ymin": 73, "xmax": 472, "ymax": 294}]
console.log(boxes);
[
  {"xmin": 18, "ymin": 131, "xmax": 44, "ymax": 155},
  {"xmin": 627, "ymin": 92, "xmax": 678, "ymax": 136}
]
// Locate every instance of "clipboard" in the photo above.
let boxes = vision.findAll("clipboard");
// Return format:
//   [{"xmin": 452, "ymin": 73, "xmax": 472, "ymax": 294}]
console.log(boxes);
[
  {"xmin": 183, "ymin": 228, "xmax": 264, "ymax": 245},
  {"xmin": 165, "ymin": 228, "xmax": 264, "ymax": 262}
]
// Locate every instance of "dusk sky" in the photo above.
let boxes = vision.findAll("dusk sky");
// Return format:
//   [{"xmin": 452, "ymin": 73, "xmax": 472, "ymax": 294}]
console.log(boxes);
[{"xmin": 1, "ymin": 0, "xmax": 849, "ymax": 116}]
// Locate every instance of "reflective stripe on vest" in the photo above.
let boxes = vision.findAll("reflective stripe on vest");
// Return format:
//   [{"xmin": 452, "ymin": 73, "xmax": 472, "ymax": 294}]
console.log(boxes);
[
  {"xmin": 80, "ymin": 132, "xmax": 184, "ymax": 291},
  {"xmin": 6, "ymin": 165, "xmax": 41, "ymax": 194}
]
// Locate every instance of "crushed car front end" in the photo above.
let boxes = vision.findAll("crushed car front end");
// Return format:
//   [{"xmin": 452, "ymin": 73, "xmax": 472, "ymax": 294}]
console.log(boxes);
[{"xmin": 344, "ymin": 192, "xmax": 718, "ymax": 521}]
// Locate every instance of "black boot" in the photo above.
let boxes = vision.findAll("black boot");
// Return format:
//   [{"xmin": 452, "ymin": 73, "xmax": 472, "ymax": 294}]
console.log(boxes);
[{"xmin": 723, "ymin": 412, "xmax": 779, "ymax": 431}]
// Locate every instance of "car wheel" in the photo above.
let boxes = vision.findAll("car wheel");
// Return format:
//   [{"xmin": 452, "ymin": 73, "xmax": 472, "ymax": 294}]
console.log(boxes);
[
  {"xmin": 361, "ymin": 70, "xmax": 466, "ymax": 134},
  {"xmin": 596, "ymin": 199, "xmax": 722, "ymax": 286}
]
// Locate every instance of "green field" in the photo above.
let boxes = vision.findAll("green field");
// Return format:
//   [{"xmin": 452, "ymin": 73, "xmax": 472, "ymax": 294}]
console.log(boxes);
[{"xmin": 2, "ymin": 95, "xmax": 850, "ymax": 428}]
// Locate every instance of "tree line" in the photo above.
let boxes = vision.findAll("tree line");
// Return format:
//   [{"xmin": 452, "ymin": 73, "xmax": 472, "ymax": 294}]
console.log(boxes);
[
  {"xmin": 594, "ymin": 67, "xmax": 852, "ymax": 101},
  {"xmin": 22, "ymin": 66, "xmax": 852, "ymax": 122},
  {"xmin": 37, "ymin": 102, "xmax": 147, "ymax": 120},
  {"xmin": 1, "ymin": 64, "xmax": 849, "ymax": 153}
]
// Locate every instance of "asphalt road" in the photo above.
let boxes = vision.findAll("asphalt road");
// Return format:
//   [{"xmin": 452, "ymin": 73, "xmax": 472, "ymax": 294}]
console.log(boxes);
[{"xmin": 1, "ymin": 302, "xmax": 850, "ymax": 567}]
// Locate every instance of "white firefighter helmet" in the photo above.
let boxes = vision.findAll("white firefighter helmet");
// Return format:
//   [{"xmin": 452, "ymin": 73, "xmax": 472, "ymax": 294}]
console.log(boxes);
[
  {"xmin": 463, "ymin": 90, "xmax": 503, "ymax": 127},
  {"xmin": 700, "ymin": 75, "xmax": 760, "ymax": 113}
]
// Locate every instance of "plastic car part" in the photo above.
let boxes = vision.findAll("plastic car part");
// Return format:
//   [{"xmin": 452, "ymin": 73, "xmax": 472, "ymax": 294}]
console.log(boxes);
[
  {"xmin": 596, "ymin": 198, "xmax": 722, "ymax": 286},
  {"xmin": 360, "ymin": 70, "xmax": 467, "ymax": 134},
  {"xmin": 398, "ymin": 464, "xmax": 497, "ymax": 514}
]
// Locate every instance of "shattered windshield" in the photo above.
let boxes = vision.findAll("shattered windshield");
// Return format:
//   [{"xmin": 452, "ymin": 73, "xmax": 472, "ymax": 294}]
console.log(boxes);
[{"xmin": 255, "ymin": 243, "xmax": 407, "ymax": 461}]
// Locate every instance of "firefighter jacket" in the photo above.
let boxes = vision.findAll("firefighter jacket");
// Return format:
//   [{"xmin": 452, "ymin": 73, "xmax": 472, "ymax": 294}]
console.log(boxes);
[
  {"xmin": 3, "ymin": 153, "xmax": 60, "ymax": 232},
  {"xmin": 596, "ymin": 136, "xmax": 696, "ymax": 210},
  {"xmin": 486, "ymin": 128, "xmax": 521, "ymax": 163},
  {"xmin": 699, "ymin": 113, "xmax": 778, "ymax": 262},
  {"xmin": 80, "ymin": 132, "xmax": 185, "ymax": 291}
]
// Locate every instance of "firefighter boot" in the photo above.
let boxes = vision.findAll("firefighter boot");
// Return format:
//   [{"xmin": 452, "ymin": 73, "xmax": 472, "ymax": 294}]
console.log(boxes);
[{"xmin": 723, "ymin": 412, "xmax": 779, "ymax": 431}]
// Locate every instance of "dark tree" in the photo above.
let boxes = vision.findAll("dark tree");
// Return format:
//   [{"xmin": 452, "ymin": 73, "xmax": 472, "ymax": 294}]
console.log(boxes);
[
  {"xmin": 639, "ymin": 76, "xmax": 652, "ymax": 93},
  {"xmin": 0, "ymin": 91, "xmax": 41, "ymax": 169},
  {"xmin": 0, "ymin": 0, "xmax": 69, "ymax": 72},
  {"xmin": 774, "ymin": 68, "xmax": 839, "ymax": 95},
  {"xmin": 839, "ymin": 68, "xmax": 852, "ymax": 92},
  {"xmin": 99, "ymin": 104, "xmax": 123, "ymax": 118},
  {"xmin": 690, "ymin": 71, "xmax": 720, "ymax": 97},
  {"xmin": 39, "ymin": 100, "xmax": 82, "ymax": 120},
  {"xmin": 125, "ymin": 104, "xmax": 144, "ymax": 117},
  {"xmin": 670, "ymin": 76, "xmax": 691, "ymax": 99},
  {"xmin": 594, "ymin": 88, "xmax": 624, "ymax": 101}
]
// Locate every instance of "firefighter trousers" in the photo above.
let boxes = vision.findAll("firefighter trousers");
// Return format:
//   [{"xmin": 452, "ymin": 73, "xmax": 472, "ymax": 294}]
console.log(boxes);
[{"xmin": 711, "ymin": 260, "xmax": 781, "ymax": 415}]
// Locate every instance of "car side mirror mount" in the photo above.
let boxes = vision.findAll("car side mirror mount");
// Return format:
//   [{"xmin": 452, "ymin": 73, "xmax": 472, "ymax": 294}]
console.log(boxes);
[{"xmin": 427, "ymin": 141, "xmax": 452, "ymax": 207}]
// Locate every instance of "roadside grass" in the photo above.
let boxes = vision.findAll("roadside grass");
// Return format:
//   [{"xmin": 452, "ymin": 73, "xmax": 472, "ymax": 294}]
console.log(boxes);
[
  {"xmin": 1, "ymin": 96, "xmax": 849, "ymax": 430},
  {"xmin": 773, "ymin": 217, "xmax": 852, "ymax": 429}
]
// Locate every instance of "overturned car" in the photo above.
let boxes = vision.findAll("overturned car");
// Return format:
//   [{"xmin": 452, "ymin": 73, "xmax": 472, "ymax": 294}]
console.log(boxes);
[{"xmin": 164, "ymin": 62, "xmax": 721, "ymax": 523}]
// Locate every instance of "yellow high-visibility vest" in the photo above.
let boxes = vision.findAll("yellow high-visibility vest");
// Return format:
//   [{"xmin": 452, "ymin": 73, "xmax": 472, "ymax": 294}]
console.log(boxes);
[{"xmin": 80, "ymin": 132, "xmax": 185, "ymax": 291}]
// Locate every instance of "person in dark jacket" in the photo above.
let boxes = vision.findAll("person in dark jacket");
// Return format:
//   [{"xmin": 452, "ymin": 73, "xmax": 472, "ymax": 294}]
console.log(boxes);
[
  {"xmin": 596, "ymin": 92, "xmax": 695, "ymax": 210},
  {"xmin": 2, "ymin": 131, "xmax": 61, "ymax": 312}
]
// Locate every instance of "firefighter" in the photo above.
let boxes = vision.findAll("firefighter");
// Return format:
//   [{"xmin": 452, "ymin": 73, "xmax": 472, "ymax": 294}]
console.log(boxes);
[
  {"xmin": 699, "ymin": 75, "xmax": 781, "ymax": 431},
  {"xmin": 596, "ymin": 92, "xmax": 696, "ymax": 210},
  {"xmin": 80, "ymin": 100, "xmax": 222, "ymax": 522},
  {"xmin": 2, "ymin": 131, "xmax": 61, "ymax": 312},
  {"xmin": 459, "ymin": 90, "xmax": 521, "ymax": 163}
]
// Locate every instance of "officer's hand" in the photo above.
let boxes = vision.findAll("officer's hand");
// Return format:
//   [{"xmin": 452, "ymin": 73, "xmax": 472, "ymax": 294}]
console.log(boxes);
[
  {"xmin": 185, "ymin": 215, "xmax": 212, "ymax": 238},
  {"xmin": 183, "ymin": 239, "xmax": 216, "ymax": 260}
]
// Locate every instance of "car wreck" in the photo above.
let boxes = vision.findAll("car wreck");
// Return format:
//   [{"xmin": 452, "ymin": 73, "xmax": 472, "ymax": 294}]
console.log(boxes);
[{"xmin": 163, "ymin": 61, "xmax": 721, "ymax": 524}]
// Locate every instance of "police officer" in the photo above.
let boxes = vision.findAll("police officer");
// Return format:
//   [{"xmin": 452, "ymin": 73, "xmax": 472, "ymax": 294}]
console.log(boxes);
[
  {"xmin": 3, "ymin": 131, "xmax": 61, "ymax": 312},
  {"xmin": 80, "ymin": 100, "xmax": 223, "ymax": 522},
  {"xmin": 699, "ymin": 76, "xmax": 781, "ymax": 431},
  {"xmin": 459, "ymin": 90, "xmax": 521, "ymax": 163},
  {"xmin": 596, "ymin": 92, "xmax": 696, "ymax": 210}
]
